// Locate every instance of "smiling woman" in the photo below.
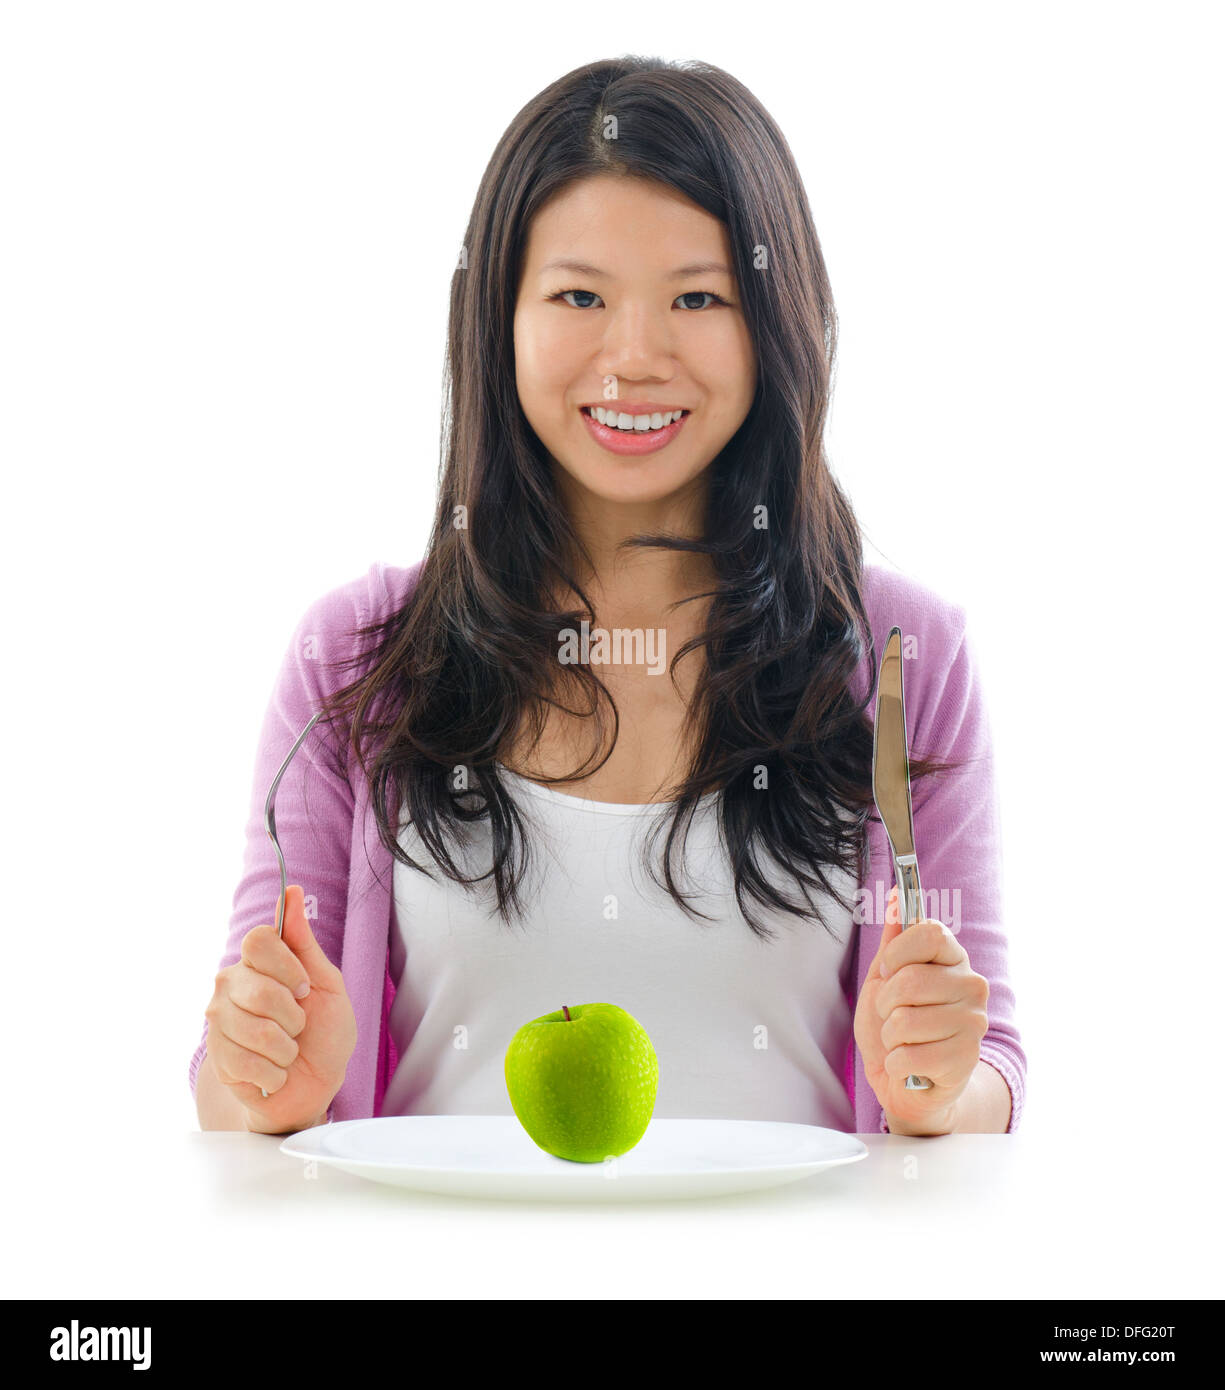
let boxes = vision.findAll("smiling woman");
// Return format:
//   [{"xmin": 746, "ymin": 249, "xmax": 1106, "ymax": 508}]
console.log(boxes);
[
  {"xmin": 356, "ymin": 58, "xmax": 940, "ymax": 934},
  {"xmin": 356, "ymin": 56, "xmax": 921, "ymax": 939},
  {"xmin": 191, "ymin": 55, "xmax": 1026, "ymax": 1141}
]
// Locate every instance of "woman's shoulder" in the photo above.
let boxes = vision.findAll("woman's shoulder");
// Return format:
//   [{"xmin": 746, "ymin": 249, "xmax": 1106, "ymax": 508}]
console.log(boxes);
[
  {"xmin": 365, "ymin": 557, "xmax": 427, "ymax": 619},
  {"xmin": 860, "ymin": 560, "xmax": 968, "ymax": 641},
  {"xmin": 853, "ymin": 561, "xmax": 971, "ymax": 706},
  {"xmin": 297, "ymin": 559, "xmax": 427, "ymax": 647}
]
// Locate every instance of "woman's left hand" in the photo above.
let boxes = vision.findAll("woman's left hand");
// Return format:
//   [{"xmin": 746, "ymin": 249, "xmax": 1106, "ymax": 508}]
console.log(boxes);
[{"xmin": 853, "ymin": 885, "xmax": 990, "ymax": 1133}]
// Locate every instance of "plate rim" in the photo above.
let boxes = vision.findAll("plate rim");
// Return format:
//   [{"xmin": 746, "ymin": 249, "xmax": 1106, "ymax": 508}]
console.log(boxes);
[{"xmin": 279, "ymin": 1115, "xmax": 869, "ymax": 1177}]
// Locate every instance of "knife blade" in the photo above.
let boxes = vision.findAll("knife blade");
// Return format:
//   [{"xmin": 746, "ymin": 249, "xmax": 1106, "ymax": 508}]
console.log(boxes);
[{"xmin": 871, "ymin": 625, "xmax": 933, "ymax": 1091}]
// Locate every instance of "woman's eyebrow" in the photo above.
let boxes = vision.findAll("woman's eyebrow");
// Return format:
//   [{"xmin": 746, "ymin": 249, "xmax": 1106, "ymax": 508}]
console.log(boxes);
[{"xmin": 538, "ymin": 258, "xmax": 732, "ymax": 279}]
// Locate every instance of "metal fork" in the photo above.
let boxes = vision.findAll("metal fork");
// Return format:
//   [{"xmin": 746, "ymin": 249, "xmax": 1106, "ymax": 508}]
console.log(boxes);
[{"xmin": 260, "ymin": 708, "xmax": 324, "ymax": 1097}]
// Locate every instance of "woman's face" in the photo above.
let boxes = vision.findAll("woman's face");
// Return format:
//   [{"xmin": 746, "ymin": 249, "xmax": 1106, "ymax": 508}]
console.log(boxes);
[{"xmin": 513, "ymin": 174, "xmax": 757, "ymax": 513}]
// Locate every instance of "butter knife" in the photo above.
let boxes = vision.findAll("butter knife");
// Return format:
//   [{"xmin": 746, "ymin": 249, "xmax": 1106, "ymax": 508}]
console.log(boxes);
[{"xmin": 870, "ymin": 625, "xmax": 933, "ymax": 1091}]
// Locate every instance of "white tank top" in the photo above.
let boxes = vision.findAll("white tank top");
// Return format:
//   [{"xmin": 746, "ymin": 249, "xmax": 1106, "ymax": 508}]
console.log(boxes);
[{"xmin": 382, "ymin": 765, "xmax": 856, "ymax": 1129}]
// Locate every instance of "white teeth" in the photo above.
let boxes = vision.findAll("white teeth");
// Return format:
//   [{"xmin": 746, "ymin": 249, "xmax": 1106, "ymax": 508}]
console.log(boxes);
[{"xmin": 590, "ymin": 407, "xmax": 685, "ymax": 431}]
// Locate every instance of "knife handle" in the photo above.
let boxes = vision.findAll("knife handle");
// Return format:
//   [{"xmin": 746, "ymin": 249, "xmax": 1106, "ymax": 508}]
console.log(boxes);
[{"xmin": 894, "ymin": 853, "xmax": 934, "ymax": 1091}]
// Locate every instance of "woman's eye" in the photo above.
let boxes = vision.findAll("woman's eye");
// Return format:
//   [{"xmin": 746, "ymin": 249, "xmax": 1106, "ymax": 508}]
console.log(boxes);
[
  {"xmin": 550, "ymin": 289, "xmax": 729, "ymax": 310},
  {"xmin": 557, "ymin": 289, "xmax": 602, "ymax": 309},
  {"xmin": 676, "ymin": 291, "xmax": 724, "ymax": 310}
]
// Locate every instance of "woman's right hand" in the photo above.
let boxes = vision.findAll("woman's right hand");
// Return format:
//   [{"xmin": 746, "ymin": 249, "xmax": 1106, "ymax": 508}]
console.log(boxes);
[{"xmin": 204, "ymin": 883, "xmax": 357, "ymax": 1132}]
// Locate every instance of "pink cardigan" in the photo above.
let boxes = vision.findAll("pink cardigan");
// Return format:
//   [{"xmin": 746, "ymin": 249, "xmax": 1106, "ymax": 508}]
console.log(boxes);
[{"xmin": 189, "ymin": 558, "xmax": 1026, "ymax": 1133}]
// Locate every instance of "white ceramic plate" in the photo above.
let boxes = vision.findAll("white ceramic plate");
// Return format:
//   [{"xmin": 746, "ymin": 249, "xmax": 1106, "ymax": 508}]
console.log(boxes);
[{"xmin": 280, "ymin": 1115, "xmax": 868, "ymax": 1202}]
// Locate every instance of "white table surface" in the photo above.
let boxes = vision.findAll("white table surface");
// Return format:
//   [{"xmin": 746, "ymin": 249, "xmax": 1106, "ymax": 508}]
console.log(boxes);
[{"xmin": 13, "ymin": 1124, "xmax": 1215, "ymax": 1300}]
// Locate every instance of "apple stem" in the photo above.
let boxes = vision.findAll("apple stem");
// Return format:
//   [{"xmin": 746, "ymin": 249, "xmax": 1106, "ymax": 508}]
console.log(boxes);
[{"xmin": 562, "ymin": 1005, "xmax": 571, "ymax": 1021}]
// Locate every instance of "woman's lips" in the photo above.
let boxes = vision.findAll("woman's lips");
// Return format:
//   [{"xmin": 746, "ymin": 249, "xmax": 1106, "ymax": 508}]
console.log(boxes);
[{"xmin": 580, "ymin": 406, "xmax": 689, "ymax": 456}]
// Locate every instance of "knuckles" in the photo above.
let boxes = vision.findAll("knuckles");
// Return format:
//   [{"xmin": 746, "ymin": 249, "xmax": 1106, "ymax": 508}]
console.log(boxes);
[
  {"xmin": 920, "ymin": 919, "xmax": 952, "ymax": 948},
  {"xmin": 882, "ymin": 920, "xmax": 964, "ymax": 981},
  {"xmin": 880, "ymin": 1010, "xmax": 906, "ymax": 1049},
  {"xmin": 253, "ymin": 1017, "xmax": 298, "ymax": 1063},
  {"xmin": 883, "ymin": 966, "xmax": 924, "ymax": 1005},
  {"xmin": 249, "ymin": 976, "xmax": 282, "ymax": 1015},
  {"xmin": 240, "ymin": 923, "xmax": 277, "ymax": 963},
  {"xmin": 885, "ymin": 919, "xmax": 949, "ymax": 968}
]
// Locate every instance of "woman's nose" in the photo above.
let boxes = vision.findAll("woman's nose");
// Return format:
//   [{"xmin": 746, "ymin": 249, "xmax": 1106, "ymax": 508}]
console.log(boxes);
[{"xmin": 597, "ymin": 303, "xmax": 675, "ymax": 380}]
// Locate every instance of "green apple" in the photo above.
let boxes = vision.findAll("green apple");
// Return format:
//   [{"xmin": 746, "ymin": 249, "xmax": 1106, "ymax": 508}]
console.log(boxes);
[{"xmin": 504, "ymin": 1002, "xmax": 659, "ymax": 1163}]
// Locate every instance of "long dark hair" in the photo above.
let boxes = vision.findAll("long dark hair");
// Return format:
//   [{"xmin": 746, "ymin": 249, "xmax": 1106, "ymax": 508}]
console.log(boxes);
[{"xmin": 313, "ymin": 56, "xmax": 963, "ymax": 942}]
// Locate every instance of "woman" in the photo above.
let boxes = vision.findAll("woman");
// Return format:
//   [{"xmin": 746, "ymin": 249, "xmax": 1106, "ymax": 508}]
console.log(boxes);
[{"xmin": 191, "ymin": 56, "xmax": 1025, "ymax": 1139}]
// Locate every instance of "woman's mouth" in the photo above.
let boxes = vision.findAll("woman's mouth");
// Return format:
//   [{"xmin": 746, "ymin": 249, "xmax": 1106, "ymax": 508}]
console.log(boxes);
[{"xmin": 580, "ymin": 405, "xmax": 690, "ymax": 456}]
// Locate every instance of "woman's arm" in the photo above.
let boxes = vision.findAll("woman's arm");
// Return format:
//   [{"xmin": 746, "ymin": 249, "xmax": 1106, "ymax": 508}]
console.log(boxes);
[
  {"xmin": 854, "ymin": 592, "xmax": 1027, "ymax": 1134},
  {"xmin": 188, "ymin": 571, "xmax": 371, "ymax": 1121}
]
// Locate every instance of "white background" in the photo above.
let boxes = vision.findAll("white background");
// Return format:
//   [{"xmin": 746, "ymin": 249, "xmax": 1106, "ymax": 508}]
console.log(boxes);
[{"xmin": 2, "ymin": 0, "xmax": 1220, "ymax": 1301}]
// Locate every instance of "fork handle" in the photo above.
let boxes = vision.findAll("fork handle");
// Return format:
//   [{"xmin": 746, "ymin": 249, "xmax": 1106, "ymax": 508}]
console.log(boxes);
[
  {"xmin": 260, "ymin": 884, "xmax": 288, "ymax": 1098},
  {"xmin": 894, "ymin": 853, "xmax": 933, "ymax": 1091}
]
